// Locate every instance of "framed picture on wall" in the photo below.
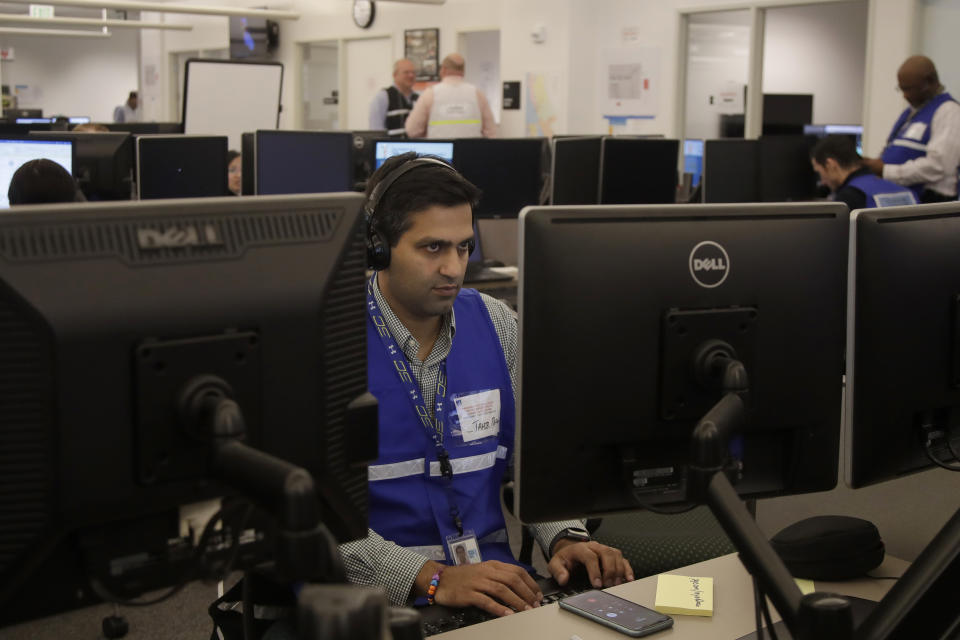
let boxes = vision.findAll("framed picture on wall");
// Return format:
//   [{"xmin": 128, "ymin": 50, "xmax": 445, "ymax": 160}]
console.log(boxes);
[{"xmin": 404, "ymin": 28, "xmax": 439, "ymax": 82}]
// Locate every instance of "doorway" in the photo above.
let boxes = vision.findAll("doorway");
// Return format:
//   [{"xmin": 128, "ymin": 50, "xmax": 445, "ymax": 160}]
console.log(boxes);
[{"xmin": 301, "ymin": 41, "xmax": 339, "ymax": 130}]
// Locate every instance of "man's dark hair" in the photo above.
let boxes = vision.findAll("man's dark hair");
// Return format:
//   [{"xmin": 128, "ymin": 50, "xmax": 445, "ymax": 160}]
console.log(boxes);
[
  {"xmin": 8, "ymin": 159, "xmax": 84, "ymax": 206},
  {"xmin": 810, "ymin": 134, "xmax": 862, "ymax": 169},
  {"xmin": 364, "ymin": 152, "xmax": 481, "ymax": 247},
  {"xmin": 227, "ymin": 149, "xmax": 241, "ymax": 165}
]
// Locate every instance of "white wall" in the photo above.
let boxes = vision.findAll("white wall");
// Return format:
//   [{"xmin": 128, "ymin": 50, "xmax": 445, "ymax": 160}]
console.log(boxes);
[
  {"xmin": 460, "ymin": 30, "xmax": 501, "ymax": 124},
  {"xmin": 0, "ymin": 29, "xmax": 139, "ymax": 122},
  {"xmin": 919, "ymin": 0, "xmax": 960, "ymax": 106},
  {"xmin": 763, "ymin": 1, "xmax": 867, "ymax": 126},
  {"xmin": 862, "ymin": 0, "xmax": 922, "ymax": 154}
]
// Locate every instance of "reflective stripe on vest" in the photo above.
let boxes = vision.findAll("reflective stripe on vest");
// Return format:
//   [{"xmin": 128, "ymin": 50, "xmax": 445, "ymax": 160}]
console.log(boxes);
[
  {"xmin": 427, "ymin": 81, "xmax": 483, "ymax": 138},
  {"xmin": 368, "ymin": 445, "xmax": 508, "ymax": 481},
  {"xmin": 848, "ymin": 173, "xmax": 916, "ymax": 208},
  {"xmin": 385, "ymin": 86, "xmax": 417, "ymax": 137},
  {"xmin": 891, "ymin": 138, "xmax": 927, "ymax": 152},
  {"xmin": 428, "ymin": 119, "xmax": 482, "ymax": 126}
]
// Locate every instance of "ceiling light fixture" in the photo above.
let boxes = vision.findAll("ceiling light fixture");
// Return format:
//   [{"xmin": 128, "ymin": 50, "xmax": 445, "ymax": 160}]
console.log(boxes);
[
  {"xmin": 0, "ymin": 26, "xmax": 110, "ymax": 36},
  {"xmin": 0, "ymin": 14, "xmax": 192, "ymax": 30},
  {"xmin": 0, "ymin": 0, "xmax": 299, "ymax": 20}
]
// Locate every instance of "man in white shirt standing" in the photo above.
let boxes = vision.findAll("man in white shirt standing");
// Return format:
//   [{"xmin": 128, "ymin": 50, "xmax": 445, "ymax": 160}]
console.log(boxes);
[
  {"xmin": 863, "ymin": 56, "xmax": 960, "ymax": 203},
  {"xmin": 112, "ymin": 91, "xmax": 141, "ymax": 123},
  {"xmin": 405, "ymin": 53, "xmax": 497, "ymax": 139}
]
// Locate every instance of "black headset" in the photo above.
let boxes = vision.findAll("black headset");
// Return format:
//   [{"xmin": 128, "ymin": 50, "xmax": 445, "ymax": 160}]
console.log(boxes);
[{"xmin": 364, "ymin": 156, "xmax": 474, "ymax": 271}]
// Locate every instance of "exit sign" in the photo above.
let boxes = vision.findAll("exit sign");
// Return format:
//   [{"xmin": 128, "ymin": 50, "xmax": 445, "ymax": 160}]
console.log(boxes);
[{"xmin": 29, "ymin": 4, "xmax": 55, "ymax": 18}]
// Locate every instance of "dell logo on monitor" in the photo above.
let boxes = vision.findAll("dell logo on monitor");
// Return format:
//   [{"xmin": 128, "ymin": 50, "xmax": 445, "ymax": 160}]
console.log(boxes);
[
  {"xmin": 137, "ymin": 224, "xmax": 223, "ymax": 250},
  {"xmin": 689, "ymin": 241, "xmax": 730, "ymax": 288}
]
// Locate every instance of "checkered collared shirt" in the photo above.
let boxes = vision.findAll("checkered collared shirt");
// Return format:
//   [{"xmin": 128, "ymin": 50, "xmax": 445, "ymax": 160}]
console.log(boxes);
[{"xmin": 339, "ymin": 274, "xmax": 584, "ymax": 605}]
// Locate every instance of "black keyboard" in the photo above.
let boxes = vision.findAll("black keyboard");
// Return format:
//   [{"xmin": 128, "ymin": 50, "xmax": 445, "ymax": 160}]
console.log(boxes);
[{"xmin": 417, "ymin": 574, "xmax": 593, "ymax": 636}]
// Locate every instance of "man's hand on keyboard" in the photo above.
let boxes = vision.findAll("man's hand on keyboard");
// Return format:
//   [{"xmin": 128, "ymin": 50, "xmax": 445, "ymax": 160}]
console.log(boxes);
[
  {"xmin": 549, "ymin": 540, "xmax": 635, "ymax": 588},
  {"xmin": 435, "ymin": 560, "xmax": 544, "ymax": 617}
]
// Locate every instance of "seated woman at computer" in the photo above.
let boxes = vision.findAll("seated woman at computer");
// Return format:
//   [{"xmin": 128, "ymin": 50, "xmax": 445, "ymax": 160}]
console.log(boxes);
[
  {"xmin": 227, "ymin": 150, "xmax": 242, "ymax": 196},
  {"xmin": 345, "ymin": 152, "xmax": 634, "ymax": 616}
]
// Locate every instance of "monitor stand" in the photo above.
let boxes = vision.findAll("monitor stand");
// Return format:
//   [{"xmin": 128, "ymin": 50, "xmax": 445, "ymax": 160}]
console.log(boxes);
[{"xmin": 682, "ymin": 351, "xmax": 855, "ymax": 639}]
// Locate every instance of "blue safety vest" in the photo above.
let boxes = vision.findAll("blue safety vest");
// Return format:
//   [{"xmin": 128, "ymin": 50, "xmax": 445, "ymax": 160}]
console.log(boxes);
[
  {"xmin": 881, "ymin": 92, "xmax": 958, "ymax": 199},
  {"xmin": 847, "ymin": 173, "xmax": 916, "ymax": 208},
  {"xmin": 366, "ymin": 287, "xmax": 517, "ymax": 566}
]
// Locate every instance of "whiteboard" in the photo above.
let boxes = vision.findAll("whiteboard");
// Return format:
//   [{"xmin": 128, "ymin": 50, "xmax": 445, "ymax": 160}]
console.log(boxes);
[{"xmin": 183, "ymin": 59, "xmax": 283, "ymax": 150}]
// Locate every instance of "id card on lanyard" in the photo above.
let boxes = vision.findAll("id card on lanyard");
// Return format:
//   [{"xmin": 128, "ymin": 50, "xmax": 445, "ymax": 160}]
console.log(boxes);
[{"xmin": 367, "ymin": 277, "xmax": 482, "ymax": 562}]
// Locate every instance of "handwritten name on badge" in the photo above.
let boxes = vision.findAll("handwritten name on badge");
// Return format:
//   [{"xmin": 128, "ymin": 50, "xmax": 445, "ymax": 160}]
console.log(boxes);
[{"xmin": 454, "ymin": 389, "xmax": 501, "ymax": 442}]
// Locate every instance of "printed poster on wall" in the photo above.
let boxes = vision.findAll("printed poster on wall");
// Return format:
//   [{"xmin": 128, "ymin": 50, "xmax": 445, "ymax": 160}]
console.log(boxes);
[
  {"xmin": 525, "ymin": 71, "xmax": 563, "ymax": 137},
  {"xmin": 599, "ymin": 47, "xmax": 660, "ymax": 118}
]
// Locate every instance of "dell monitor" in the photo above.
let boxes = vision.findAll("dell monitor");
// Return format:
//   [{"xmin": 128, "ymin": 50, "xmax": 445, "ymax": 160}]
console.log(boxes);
[
  {"xmin": 374, "ymin": 139, "xmax": 454, "ymax": 169},
  {"xmin": 350, "ymin": 129, "xmax": 387, "ymax": 187},
  {"xmin": 683, "ymin": 139, "xmax": 704, "ymax": 188},
  {"xmin": 454, "ymin": 137, "xmax": 547, "ymax": 218},
  {"xmin": 550, "ymin": 136, "xmax": 601, "ymax": 205},
  {"xmin": 846, "ymin": 203, "xmax": 960, "ymax": 488},
  {"xmin": 758, "ymin": 135, "xmax": 818, "ymax": 202},
  {"xmin": 599, "ymin": 138, "xmax": 679, "ymax": 205},
  {"xmin": 804, "ymin": 124, "xmax": 863, "ymax": 156},
  {"xmin": 136, "ymin": 135, "xmax": 228, "ymax": 199},
  {"xmin": 703, "ymin": 139, "xmax": 760, "ymax": 203},
  {"xmin": 31, "ymin": 131, "xmax": 134, "ymax": 200},
  {"xmin": 4, "ymin": 108, "xmax": 42, "ymax": 119},
  {"xmin": 515, "ymin": 202, "xmax": 848, "ymax": 523},
  {"xmin": 844, "ymin": 201, "xmax": 960, "ymax": 639},
  {"xmin": 249, "ymin": 130, "xmax": 353, "ymax": 195},
  {"xmin": 107, "ymin": 122, "xmax": 184, "ymax": 135},
  {"xmin": 0, "ymin": 193, "xmax": 375, "ymax": 627},
  {"xmin": 762, "ymin": 93, "xmax": 813, "ymax": 136},
  {"xmin": 0, "ymin": 137, "xmax": 74, "ymax": 208}
]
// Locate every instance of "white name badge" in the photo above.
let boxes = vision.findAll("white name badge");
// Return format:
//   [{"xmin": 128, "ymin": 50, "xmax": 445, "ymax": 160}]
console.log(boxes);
[
  {"xmin": 904, "ymin": 122, "xmax": 927, "ymax": 140},
  {"xmin": 454, "ymin": 389, "xmax": 501, "ymax": 443}
]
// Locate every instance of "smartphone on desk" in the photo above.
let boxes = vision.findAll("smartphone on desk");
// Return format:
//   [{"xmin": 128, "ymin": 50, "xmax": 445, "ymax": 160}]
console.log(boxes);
[{"xmin": 558, "ymin": 590, "xmax": 673, "ymax": 637}]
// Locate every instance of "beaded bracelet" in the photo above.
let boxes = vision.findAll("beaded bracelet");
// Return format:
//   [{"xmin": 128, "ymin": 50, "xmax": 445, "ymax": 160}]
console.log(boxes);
[{"xmin": 426, "ymin": 567, "xmax": 444, "ymax": 605}]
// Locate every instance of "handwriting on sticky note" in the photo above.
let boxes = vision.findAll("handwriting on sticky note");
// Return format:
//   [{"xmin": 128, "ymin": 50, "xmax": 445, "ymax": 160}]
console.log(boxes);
[
  {"xmin": 795, "ymin": 578, "xmax": 815, "ymax": 595},
  {"xmin": 654, "ymin": 574, "xmax": 714, "ymax": 617}
]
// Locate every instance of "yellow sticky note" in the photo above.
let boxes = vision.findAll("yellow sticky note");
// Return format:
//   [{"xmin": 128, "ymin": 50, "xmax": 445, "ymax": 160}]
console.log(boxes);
[
  {"xmin": 795, "ymin": 578, "xmax": 816, "ymax": 595},
  {"xmin": 654, "ymin": 574, "xmax": 714, "ymax": 617}
]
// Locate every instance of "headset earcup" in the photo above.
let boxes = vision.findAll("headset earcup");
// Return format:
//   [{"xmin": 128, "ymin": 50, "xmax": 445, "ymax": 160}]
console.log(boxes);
[{"xmin": 367, "ymin": 229, "xmax": 390, "ymax": 270}]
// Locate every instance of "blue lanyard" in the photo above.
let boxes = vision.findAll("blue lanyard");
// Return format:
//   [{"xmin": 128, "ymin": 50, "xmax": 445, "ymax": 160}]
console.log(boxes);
[{"xmin": 367, "ymin": 276, "xmax": 464, "ymax": 536}]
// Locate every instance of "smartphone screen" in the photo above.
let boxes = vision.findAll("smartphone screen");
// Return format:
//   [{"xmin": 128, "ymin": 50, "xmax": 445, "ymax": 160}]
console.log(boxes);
[{"xmin": 558, "ymin": 590, "xmax": 674, "ymax": 637}]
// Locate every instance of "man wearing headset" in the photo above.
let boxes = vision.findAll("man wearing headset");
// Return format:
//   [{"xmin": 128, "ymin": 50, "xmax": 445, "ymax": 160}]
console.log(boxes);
[{"xmin": 340, "ymin": 152, "xmax": 633, "ymax": 617}]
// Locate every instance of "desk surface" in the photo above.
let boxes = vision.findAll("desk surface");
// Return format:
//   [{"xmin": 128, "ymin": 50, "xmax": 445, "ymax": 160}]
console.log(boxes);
[{"xmin": 435, "ymin": 552, "xmax": 908, "ymax": 639}]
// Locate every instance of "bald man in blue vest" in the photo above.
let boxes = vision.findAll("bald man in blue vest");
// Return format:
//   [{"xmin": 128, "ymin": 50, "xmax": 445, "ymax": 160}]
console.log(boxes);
[
  {"xmin": 340, "ymin": 152, "xmax": 633, "ymax": 617},
  {"xmin": 863, "ymin": 56, "xmax": 960, "ymax": 203}
]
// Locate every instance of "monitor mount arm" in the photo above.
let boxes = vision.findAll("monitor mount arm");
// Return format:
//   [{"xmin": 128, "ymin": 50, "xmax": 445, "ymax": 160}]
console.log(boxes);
[
  {"xmin": 684, "ymin": 344, "xmax": 854, "ymax": 640},
  {"xmin": 179, "ymin": 375, "xmax": 344, "ymax": 585}
]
